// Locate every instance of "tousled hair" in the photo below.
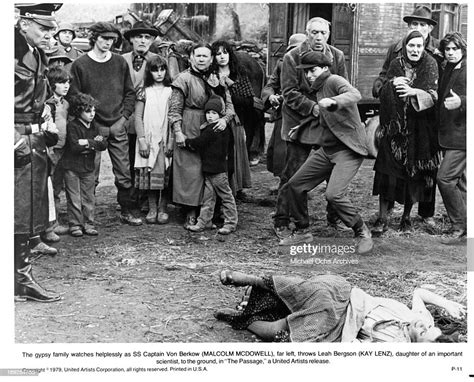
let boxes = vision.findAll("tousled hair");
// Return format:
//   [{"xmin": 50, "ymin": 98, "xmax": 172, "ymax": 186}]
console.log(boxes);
[
  {"xmin": 69, "ymin": 92, "xmax": 99, "ymax": 118},
  {"xmin": 440, "ymin": 31, "xmax": 467, "ymax": 57}
]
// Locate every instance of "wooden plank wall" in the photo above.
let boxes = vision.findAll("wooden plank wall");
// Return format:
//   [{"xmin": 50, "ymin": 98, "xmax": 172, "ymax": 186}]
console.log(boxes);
[{"xmin": 355, "ymin": 3, "xmax": 414, "ymax": 101}]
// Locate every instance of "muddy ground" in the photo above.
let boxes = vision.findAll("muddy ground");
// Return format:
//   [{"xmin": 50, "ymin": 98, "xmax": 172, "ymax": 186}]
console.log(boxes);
[{"xmin": 15, "ymin": 124, "xmax": 467, "ymax": 343}]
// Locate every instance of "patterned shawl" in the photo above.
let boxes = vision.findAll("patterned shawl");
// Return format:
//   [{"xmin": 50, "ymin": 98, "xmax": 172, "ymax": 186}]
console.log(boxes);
[{"xmin": 379, "ymin": 48, "xmax": 440, "ymax": 184}]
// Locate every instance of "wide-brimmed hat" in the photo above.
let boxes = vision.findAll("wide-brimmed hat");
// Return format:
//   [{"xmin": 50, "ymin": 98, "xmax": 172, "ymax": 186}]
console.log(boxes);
[
  {"xmin": 123, "ymin": 21, "xmax": 159, "ymax": 41},
  {"xmin": 403, "ymin": 5, "xmax": 437, "ymax": 26},
  {"xmin": 296, "ymin": 51, "xmax": 332, "ymax": 69},
  {"xmin": 54, "ymin": 22, "xmax": 76, "ymax": 40},
  {"xmin": 15, "ymin": 3, "xmax": 62, "ymax": 28},
  {"xmin": 287, "ymin": 33, "xmax": 306, "ymax": 51}
]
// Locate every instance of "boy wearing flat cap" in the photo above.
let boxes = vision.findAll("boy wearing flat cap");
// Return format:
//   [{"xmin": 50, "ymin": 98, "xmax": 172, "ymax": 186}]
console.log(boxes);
[
  {"xmin": 14, "ymin": 3, "xmax": 63, "ymax": 302},
  {"xmin": 69, "ymin": 22, "xmax": 142, "ymax": 226},
  {"xmin": 280, "ymin": 51, "xmax": 373, "ymax": 255}
]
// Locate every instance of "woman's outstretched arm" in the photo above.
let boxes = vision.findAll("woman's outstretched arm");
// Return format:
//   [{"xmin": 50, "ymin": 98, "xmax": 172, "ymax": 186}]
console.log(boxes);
[{"xmin": 411, "ymin": 288, "xmax": 466, "ymax": 319}]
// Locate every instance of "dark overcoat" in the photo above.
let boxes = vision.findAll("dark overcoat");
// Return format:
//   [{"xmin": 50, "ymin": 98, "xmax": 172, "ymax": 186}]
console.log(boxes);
[
  {"xmin": 281, "ymin": 40, "xmax": 348, "ymax": 144},
  {"xmin": 14, "ymin": 28, "xmax": 57, "ymax": 234},
  {"xmin": 438, "ymin": 58, "xmax": 466, "ymax": 150}
]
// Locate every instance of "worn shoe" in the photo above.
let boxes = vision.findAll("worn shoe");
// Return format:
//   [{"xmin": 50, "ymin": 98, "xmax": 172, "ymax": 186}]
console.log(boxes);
[
  {"xmin": 249, "ymin": 157, "xmax": 260, "ymax": 166},
  {"xmin": 157, "ymin": 212, "xmax": 170, "ymax": 224},
  {"xmin": 84, "ymin": 227, "xmax": 98, "ymax": 236},
  {"xmin": 53, "ymin": 225, "xmax": 70, "ymax": 235},
  {"xmin": 353, "ymin": 223, "xmax": 373, "ymax": 255},
  {"xmin": 30, "ymin": 242, "xmax": 58, "ymax": 256},
  {"xmin": 398, "ymin": 216, "xmax": 412, "ymax": 231},
  {"xmin": 422, "ymin": 217, "xmax": 437, "ymax": 228},
  {"xmin": 70, "ymin": 228, "xmax": 83, "ymax": 237},
  {"xmin": 273, "ymin": 226, "xmax": 292, "ymax": 240},
  {"xmin": 187, "ymin": 223, "xmax": 205, "ymax": 232},
  {"xmin": 120, "ymin": 212, "xmax": 143, "ymax": 226},
  {"xmin": 15, "ymin": 265, "xmax": 61, "ymax": 303},
  {"xmin": 145, "ymin": 210, "xmax": 157, "ymax": 224},
  {"xmin": 371, "ymin": 218, "xmax": 388, "ymax": 236},
  {"xmin": 440, "ymin": 230, "xmax": 466, "ymax": 245},
  {"xmin": 214, "ymin": 308, "xmax": 242, "ymax": 322},
  {"xmin": 279, "ymin": 228, "xmax": 313, "ymax": 246},
  {"xmin": 218, "ymin": 226, "xmax": 235, "ymax": 235},
  {"xmin": 183, "ymin": 215, "xmax": 197, "ymax": 229},
  {"xmin": 42, "ymin": 231, "xmax": 60, "ymax": 243}
]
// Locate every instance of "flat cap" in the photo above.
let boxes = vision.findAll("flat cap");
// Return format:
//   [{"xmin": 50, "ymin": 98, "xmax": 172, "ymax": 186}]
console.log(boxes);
[{"xmin": 296, "ymin": 51, "xmax": 332, "ymax": 69}]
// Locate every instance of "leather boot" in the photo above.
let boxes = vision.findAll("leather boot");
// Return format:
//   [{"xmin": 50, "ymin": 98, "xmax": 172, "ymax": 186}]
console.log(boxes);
[
  {"xmin": 353, "ymin": 222, "xmax": 374, "ymax": 255},
  {"xmin": 14, "ymin": 235, "xmax": 61, "ymax": 303}
]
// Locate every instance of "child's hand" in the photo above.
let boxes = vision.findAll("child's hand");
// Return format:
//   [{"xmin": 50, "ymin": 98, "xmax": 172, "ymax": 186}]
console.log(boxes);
[
  {"xmin": 94, "ymin": 135, "xmax": 104, "ymax": 142},
  {"xmin": 78, "ymin": 139, "xmax": 89, "ymax": 146}
]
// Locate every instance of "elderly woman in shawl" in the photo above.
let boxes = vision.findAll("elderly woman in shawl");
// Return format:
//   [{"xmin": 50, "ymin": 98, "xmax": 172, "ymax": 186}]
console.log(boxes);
[
  {"xmin": 372, "ymin": 30, "xmax": 440, "ymax": 235},
  {"xmin": 168, "ymin": 43, "xmax": 235, "ymax": 228},
  {"xmin": 215, "ymin": 270, "xmax": 466, "ymax": 343}
]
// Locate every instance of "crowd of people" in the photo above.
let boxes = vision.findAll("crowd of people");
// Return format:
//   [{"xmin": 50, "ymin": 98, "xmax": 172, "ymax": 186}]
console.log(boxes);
[{"xmin": 14, "ymin": 3, "xmax": 466, "ymax": 342}]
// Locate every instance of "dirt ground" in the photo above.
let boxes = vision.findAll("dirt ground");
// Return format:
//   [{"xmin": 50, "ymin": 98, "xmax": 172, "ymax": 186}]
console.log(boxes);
[{"xmin": 15, "ymin": 124, "xmax": 467, "ymax": 343}]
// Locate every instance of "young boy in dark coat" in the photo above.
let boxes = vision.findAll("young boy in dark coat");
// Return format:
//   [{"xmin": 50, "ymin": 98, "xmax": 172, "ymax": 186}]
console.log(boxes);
[
  {"xmin": 62, "ymin": 93, "xmax": 107, "ymax": 237},
  {"xmin": 185, "ymin": 95, "xmax": 238, "ymax": 234}
]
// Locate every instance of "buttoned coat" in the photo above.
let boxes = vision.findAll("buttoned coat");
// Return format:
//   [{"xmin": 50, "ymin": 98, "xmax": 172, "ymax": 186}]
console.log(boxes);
[{"xmin": 281, "ymin": 40, "xmax": 348, "ymax": 143}]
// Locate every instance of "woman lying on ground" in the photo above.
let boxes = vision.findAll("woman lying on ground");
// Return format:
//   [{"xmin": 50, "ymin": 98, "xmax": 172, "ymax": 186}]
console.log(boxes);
[{"xmin": 215, "ymin": 271, "xmax": 466, "ymax": 342}]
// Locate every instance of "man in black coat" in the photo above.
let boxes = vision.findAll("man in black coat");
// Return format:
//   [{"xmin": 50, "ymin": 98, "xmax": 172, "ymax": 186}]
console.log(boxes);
[
  {"xmin": 436, "ymin": 33, "xmax": 467, "ymax": 244},
  {"xmin": 14, "ymin": 3, "xmax": 62, "ymax": 302}
]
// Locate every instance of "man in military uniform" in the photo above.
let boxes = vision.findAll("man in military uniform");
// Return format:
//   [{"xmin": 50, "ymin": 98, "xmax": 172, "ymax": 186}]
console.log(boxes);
[
  {"xmin": 14, "ymin": 3, "xmax": 62, "ymax": 302},
  {"xmin": 54, "ymin": 22, "xmax": 83, "ymax": 61}
]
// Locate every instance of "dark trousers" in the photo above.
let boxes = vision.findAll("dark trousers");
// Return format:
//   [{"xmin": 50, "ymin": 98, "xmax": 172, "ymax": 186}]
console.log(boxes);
[
  {"xmin": 64, "ymin": 170, "xmax": 96, "ymax": 230},
  {"xmin": 128, "ymin": 133, "xmax": 137, "ymax": 187},
  {"xmin": 198, "ymin": 173, "xmax": 238, "ymax": 229},
  {"xmin": 284, "ymin": 148, "xmax": 364, "ymax": 230},
  {"xmin": 437, "ymin": 149, "xmax": 466, "ymax": 230},
  {"xmin": 274, "ymin": 141, "xmax": 338, "ymax": 228},
  {"xmin": 95, "ymin": 122, "xmax": 136, "ymax": 212}
]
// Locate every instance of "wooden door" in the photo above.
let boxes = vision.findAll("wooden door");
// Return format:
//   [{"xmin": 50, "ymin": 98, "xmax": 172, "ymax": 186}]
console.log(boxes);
[
  {"xmin": 267, "ymin": 3, "xmax": 289, "ymax": 76},
  {"xmin": 331, "ymin": 3, "xmax": 355, "ymax": 81}
]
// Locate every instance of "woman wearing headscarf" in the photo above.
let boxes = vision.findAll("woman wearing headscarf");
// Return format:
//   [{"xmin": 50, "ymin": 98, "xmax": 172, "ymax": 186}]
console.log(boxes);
[
  {"xmin": 168, "ymin": 43, "xmax": 235, "ymax": 228},
  {"xmin": 372, "ymin": 30, "xmax": 440, "ymax": 234}
]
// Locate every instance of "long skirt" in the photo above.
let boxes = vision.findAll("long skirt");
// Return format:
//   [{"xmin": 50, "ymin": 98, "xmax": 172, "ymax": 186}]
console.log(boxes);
[
  {"xmin": 229, "ymin": 118, "xmax": 251, "ymax": 193},
  {"xmin": 373, "ymin": 137, "xmax": 436, "ymax": 204},
  {"xmin": 172, "ymin": 108, "xmax": 204, "ymax": 206}
]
